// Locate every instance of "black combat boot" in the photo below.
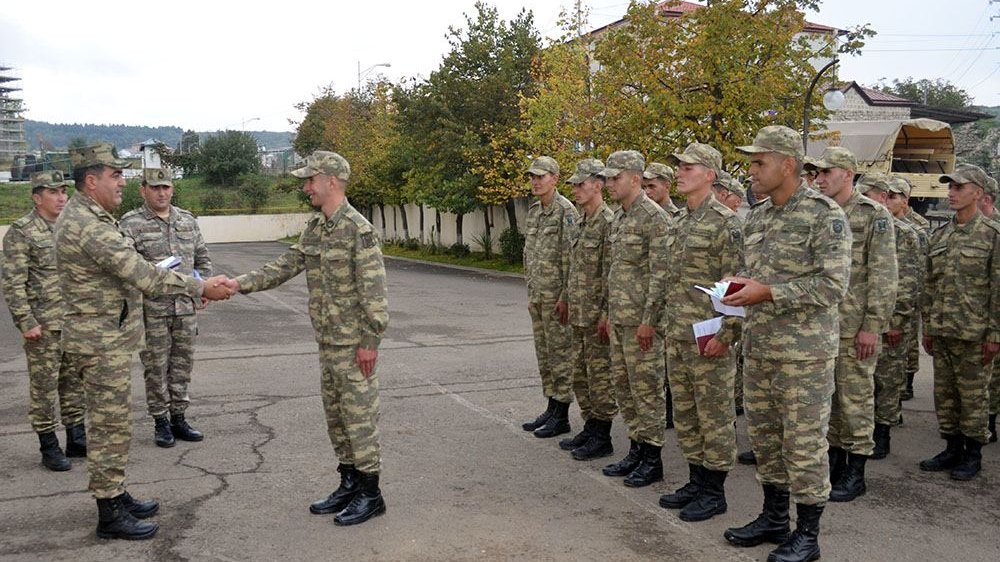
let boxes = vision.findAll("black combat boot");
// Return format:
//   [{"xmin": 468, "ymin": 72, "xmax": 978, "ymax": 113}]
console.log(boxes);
[
  {"xmin": 623, "ymin": 442, "xmax": 663, "ymax": 487},
  {"xmin": 534, "ymin": 400, "xmax": 570, "ymax": 438},
  {"xmin": 901, "ymin": 372, "xmax": 915, "ymax": 401},
  {"xmin": 680, "ymin": 468, "xmax": 728, "ymax": 522},
  {"xmin": 766, "ymin": 503, "xmax": 823, "ymax": 562},
  {"xmin": 659, "ymin": 463, "xmax": 702, "ymax": 509},
  {"xmin": 170, "ymin": 413, "xmax": 204, "ymax": 442},
  {"xmin": 64, "ymin": 423, "xmax": 87, "ymax": 458},
  {"xmin": 154, "ymin": 416, "xmax": 175, "ymax": 448},
  {"xmin": 38, "ymin": 431, "xmax": 71, "ymax": 471},
  {"xmin": 664, "ymin": 388, "xmax": 674, "ymax": 429},
  {"xmin": 95, "ymin": 496, "xmax": 159, "ymax": 540},
  {"xmin": 334, "ymin": 471, "xmax": 386, "ymax": 526},
  {"xmin": 310, "ymin": 464, "xmax": 361, "ymax": 514},
  {"xmin": 522, "ymin": 398, "xmax": 555, "ymax": 432},
  {"xmin": 950, "ymin": 437, "xmax": 983, "ymax": 481},
  {"xmin": 829, "ymin": 453, "xmax": 867, "ymax": 502},
  {"xmin": 119, "ymin": 490, "xmax": 160, "ymax": 519},
  {"xmin": 738, "ymin": 450, "xmax": 757, "ymax": 465},
  {"xmin": 919, "ymin": 434, "xmax": 964, "ymax": 472},
  {"xmin": 724, "ymin": 484, "xmax": 791, "ymax": 547},
  {"xmin": 827, "ymin": 446, "xmax": 847, "ymax": 485},
  {"xmin": 559, "ymin": 418, "xmax": 592, "ymax": 451},
  {"xmin": 989, "ymin": 414, "xmax": 997, "ymax": 443},
  {"xmin": 871, "ymin": 423, "xmax": 891, "ymax": 460},
  {"xmin": 603, "ymin": 439, "xmax": 641, "ymax": 476},
  {"xmin": 572, "ymin": 419, "xmax": 614, "ymax": 460}
]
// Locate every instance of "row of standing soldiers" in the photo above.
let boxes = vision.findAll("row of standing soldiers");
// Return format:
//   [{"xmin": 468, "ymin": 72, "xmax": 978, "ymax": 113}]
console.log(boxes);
[{"xmin": 518, "ymin": 125, "xmax": 999, "ymax": 562}]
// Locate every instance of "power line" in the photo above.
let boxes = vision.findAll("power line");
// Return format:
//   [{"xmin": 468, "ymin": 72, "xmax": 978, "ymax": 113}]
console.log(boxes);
[{"xmin": 865, "ymin": 46, "xmax": 1000, "ymax": 52}]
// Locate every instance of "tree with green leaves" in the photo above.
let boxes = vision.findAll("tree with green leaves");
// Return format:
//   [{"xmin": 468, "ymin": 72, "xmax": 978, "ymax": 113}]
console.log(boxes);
[
  {"xmin": 873, "ymin": 77, "xmax": 973, "ymax": 109},
  {"xmin": 198, "ymin": 131, "xmax": 260, "ymax": 186}
]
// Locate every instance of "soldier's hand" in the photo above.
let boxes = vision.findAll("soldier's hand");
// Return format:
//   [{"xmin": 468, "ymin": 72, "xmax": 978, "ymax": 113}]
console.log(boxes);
[
  {"xmin": 983, "ymin": 342, "xmax": 1000, "ymax": 366},
  {"xmin": 222, "ymin": 278, "xmax": 241, "ymax": 293},
  {"xmin": 597, "ymin": 319, "xmax": 610, "ymax": 344},
  {"xmin": 923, "ymin": 335, "xmax": 934, "ymax": 356},
  {"xmin": 22, "ymin": 326, "xmax": 42, "ymax": 341},
  {"xmin": 702, "ymin": 337, "xmax": 729, "ymax": 357},
  {"xmin": 884, "ymin": 330, "xmax": 903, "ymax": 347},
  {"xmin": 636, "ymin": 323, "xmax": 655, "ymax": 353},
  {"xmin": 356, "ymin": 347, "xmax": 378, "ymax": 378},
  {"xmin": 856, "ymin": 331, "xmax": 878, "ymax": 361},
  {"xmin": 554, "ymin": 300, "xmax": 568, "ymax": 325},
  {"xmin": 721, "ymin": 277, "xmax": 772, "ymax": 306},
  {"xmin": 203, "ymin": 275, "xmax": 234, "ymax": 301}
]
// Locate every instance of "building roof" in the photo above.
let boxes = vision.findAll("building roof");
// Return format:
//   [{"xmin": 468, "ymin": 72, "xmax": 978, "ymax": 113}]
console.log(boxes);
[
  {"xmin": 841, "ymin": 82, "xmax": 914, "ymax": 107},
  {"xmin": 839, "ymin": 81, "xmax": 992, "ymax": 124}
]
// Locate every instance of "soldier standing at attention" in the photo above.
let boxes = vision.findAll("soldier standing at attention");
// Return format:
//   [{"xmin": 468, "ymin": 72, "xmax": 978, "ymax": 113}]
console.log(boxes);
[
  {"xmin": 976, "ymin": 176, "xmax": 998, "ymax": 442},
  {"xmin": 599, "ymin": 150, "xmax": 670, "ymax": 488},
  {"xmin": 900, "ymin": 187, "xmax": 931, "ymax": 401},
  {"xmin": 120, "ymin": 169, "xmax": 212, "ymax": 448},
  {"xmin": 226, "ymin": 151, "xmax": 389, "ymax": 526},
  {"xmin": 713, "ymin": 173, "xmax": 746, "ymax": 215},
  {"xmin": 722, "ymin": 126, "xmax": 851, "ymax": 562},
  {"xmin": 521, "ymin": 156, "xmax": 580, "ymax": 439},
  {"xmin": 919, "ymin": 164, "xmax": 1000, "ymax": 480},
  {"xmin": 56, "ymin": 143, "xmax": 232, "ymax": 540},
  {"xmin": 2, "ymin": 170, "xmax": 86, "ymax": 471},
  {"xmin": 809, "ymin": 152, "xmax": 897, "ymax": 504},
  {"xmin": 657, "ymin": 143, "xmax": 743, "ymax": 522},
  {"xmin": 559, "ymin": 158, "xmax": 617, "ymax": 460}
]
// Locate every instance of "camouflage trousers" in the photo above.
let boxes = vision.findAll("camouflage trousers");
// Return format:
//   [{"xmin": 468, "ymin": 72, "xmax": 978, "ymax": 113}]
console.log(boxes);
[
  {"xmin": 24, "ymin": 330, "xmax": 85, "ymax": 434},
  {"xmin": 528, "ymin": 300, "xmax": 574, "ymax": 403},
  {"xmin": 931, "ymin": 337, "xmax": 991, "ymax": 444},
  {"xmin": 906, "ymin": 315, "xmax": 921, "ymax": 377},
  {"xmin": 987, "ymin": 356, "xmax": 998, "ymax": 415},
  {"xmin": 666, "ymin": 338, "xmax": 736, "ymax": 471},
  {"xmin": 139, "ymin": 314, "xmax": 196, "ymax": 417},
  {"xmin": 734, "ymin": 344, "xmax": 745, "ymax": 410},
  {"xmin": 873, "ymin": 335, "xmax": 907, "ymax": 426},
  {"xmin": 745, "ymin": 356, "xmax": 834, "ymax": 506},
  {"xmin": 65, "ymin": 352, "xmax": 134, "ymax": 499},
  {"xmin": 319, "ymin": 343, "xmax": 381, "ymax": 474},
  {"xmin": 828, "ymin": 338, "xmax": 877, "ymax": 455},
  {"xmin": 610, "ymin": 325, "xmax": 665, "ymax": 447},
  {"xmin": 570, "ymin": 325, "xmax": 616, "ymax": 422}
]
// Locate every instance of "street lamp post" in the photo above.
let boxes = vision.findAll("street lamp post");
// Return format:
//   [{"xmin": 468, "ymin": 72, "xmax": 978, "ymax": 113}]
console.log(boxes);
[
  {"xmin": 357, "ymin": 61, "xmax": 391, "ymax": 91},
  {"xmin": 802, "ymin": 58, "xmax": 842, "ymax": 152},
  {"xmin": 241, "ymin": 117, "xmax": 261, "ymax": 131}
]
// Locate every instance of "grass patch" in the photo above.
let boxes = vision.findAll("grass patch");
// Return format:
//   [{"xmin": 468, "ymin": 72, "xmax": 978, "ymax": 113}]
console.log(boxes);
[
  {"xmin": 383, "ymin": 243, "xmax": 523, "ymax": 274},
  {"xmin": 0, "ymin": 182, "xmax": 34, "ymax": 223}
]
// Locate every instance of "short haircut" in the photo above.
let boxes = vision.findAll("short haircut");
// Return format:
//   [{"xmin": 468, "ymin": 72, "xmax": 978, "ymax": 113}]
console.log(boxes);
[{"xmin": 72, "ymin": 164, "xmax": 108, "ymax": 189}]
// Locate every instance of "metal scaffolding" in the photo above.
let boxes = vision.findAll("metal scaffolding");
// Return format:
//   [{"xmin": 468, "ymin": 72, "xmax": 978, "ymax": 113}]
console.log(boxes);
[{"xmin": 0, "ymin": 66, "xmax": 28, "ymax": 168}]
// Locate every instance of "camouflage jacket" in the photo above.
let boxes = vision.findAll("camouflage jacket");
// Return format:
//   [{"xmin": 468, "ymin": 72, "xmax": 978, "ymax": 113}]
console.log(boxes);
[
  {"xmin": 606, "ymin": 191, "xmax": 670, "ymax": 328},
  {"xmin": 2, "ymin": 209, "xmax": 63, "ymax": 333},
  {"xmin": 903, "ymin": 207, "xmax": 931, "ymax": 235},
  {"xmin": 53, "ymin": 192, "xmax": 202, "ymax": 355},
  {"xmin": 888, "ymin": 218, "xmax": 921, "ymax": 331},
  {"xmin": 120, "ymin": 204, "xmax": 212, "ymax": 317},
  {"xmin": 740, "ymin": 182, "xmax": 851, "ymax": 361},
  {"xmin": 524, "ymin": 193, "xmax": 579, "ymax": 303},
  {"xmin": 838, "ymin": 190, "xmax": 898, "ymax": 337},
  {"xmin": 662, "ymin": 194, "xmax": 744, "ymax": 344},
  {"xmin": 920, "ymin": 212, "xmax": 1000, "ymax": 344},
  {"xmin": 236, "ymin": 202, "xmax": 388, "ymax": 348},
  {"xmin": 567, "ymin": 203, "xmax": 613, "ymax": 328},
  {"xmin": 659, "ymin": 197, "xmax": 683, "ymax": 220}
]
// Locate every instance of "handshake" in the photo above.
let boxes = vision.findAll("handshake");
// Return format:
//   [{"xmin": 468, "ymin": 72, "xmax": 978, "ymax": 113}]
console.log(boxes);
[{"xmin": 201, "ymin": 275, "xmax": 242, "ymax": 302}]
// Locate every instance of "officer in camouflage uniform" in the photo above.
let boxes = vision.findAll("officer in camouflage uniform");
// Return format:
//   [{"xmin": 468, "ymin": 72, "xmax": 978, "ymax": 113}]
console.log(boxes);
[
  {"xmin": 713, "ymin": 172, "xmax": 746, "ymax": 214},
  {"xmin": 120, "ymin": 168, "xmax": 212, "ymax": 448},
  {"xmin": 2, "ymin": 170, "xmax": 86, "ymax": 471},
  {"xmin": 230, "ymin": 151, "xmax": 389, "ymax": 526},
  {"xmin": 657, "ymin": 143, "xmax": 743, "ymax": 522},
  {"xmin": 919, "ymin": 164, "xmax": 1000, "ymax": 480},
  {"xmin": 901, "ymin": 187, "xmax": 932, "ymax": 401},
  {"xmin": 723, "ymin": 127, "xmax": 851, "ymax": 562},
  {"xmin": 871, "ymin": 177, "xmax": 922, "ymax": 459},
  {"xmin": 521, "ymin": 156, "xmax": 580, "ymax": 439},
  {"xmin": 977, "ymin": 177, "xmax": 999, "ymax": 442},
  {"xmin": 808, "ymin": 151, "xmax": 897, "ymax": 504},
  {"xmin": 599, "ymin": 150, "xmax": 670, "ymax": 488},
  {"xmin": 559, "ymin": 158, "xmax": 617, "ymax": 460},
  {"xmin": 56, "ymin": 142, "xmax": 231, "ymax": 540}
]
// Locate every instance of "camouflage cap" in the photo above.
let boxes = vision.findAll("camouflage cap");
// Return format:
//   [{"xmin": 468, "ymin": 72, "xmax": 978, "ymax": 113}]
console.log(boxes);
[
  {"xmin": 30, "ymin": 170, "xmax": 70, "ymax": 190},
  {"xmin": 642, "ymin": 162, "xmax": 675, "ymax": 182},
  {"xmin": 668, "ymin": 142, "xmax": 722, "ymax": 175},
  {"xmin": 291, "ymin": 150, "xmax": 351, "ymax": 180},
  {"xmin": 722, "ymin": 178, "xmax": 746, "ymax": 200},
  {"xmin": 598, "ymin": 150, "xmax": 645, "ymax": 177},
  {"xmin": 736, "ymin": 125, "xmax": 804, "ymax": 160},
  {"xmin": 804, "ymin": 146, "xmax": 857, "ymax": 172},
  {"xmin": 69, "ymin": 142, "xmax": 132, "ymax": 171},
  {"xmin": 526, "ymin": 156, "xmax": 560, "ymax": 176},
  {"xmin": 857, "ymin": 173, "xmax": 891, "ymax": 194},
  {"xmin": 888, "ymin": 176, "xmax": 912, "ymax": 197},
  {"xmin": 986, "ymin": 176, "xmax": 998, "ymax": 199},
  {"xmin": 940, "ymin": 163, "xmax": 989, "ymax": 190},
  {"xmin": 566, "ymin": 158, "xmax": 605, "ymax": 184},
  {"xmin": 142, "ymin": 168, "xmax": 173, "ymax": 187}
]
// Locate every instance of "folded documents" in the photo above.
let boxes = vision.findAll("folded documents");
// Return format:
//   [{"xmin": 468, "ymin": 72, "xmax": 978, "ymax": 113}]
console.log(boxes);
[
  {"xmin": 692, "ymin": 317, "xmax": 723, "ymax": 355},
  {"xmin": 155, "ymin": 256, "xmax": 182, "ymax": 270},
  {"xmin": 694, "ymin": 281, "xmax": 745, "ymax": 318}
]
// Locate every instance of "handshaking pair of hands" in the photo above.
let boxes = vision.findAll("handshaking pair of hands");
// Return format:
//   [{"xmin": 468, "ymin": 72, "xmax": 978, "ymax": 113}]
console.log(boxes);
[{"xmin": 201, "ymin": 276, "xmax": 242, "ymax": 302}]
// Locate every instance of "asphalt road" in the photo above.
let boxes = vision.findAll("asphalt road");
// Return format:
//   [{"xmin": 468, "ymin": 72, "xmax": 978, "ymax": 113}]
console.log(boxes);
[{"xmin": 0, "ymin": 241, "xmax": 997, "ymax": 561}]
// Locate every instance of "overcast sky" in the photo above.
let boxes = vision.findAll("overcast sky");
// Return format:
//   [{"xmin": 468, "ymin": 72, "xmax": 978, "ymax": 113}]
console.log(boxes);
[{"xmin": 1, "ymin": 0, "xmax": 997, "ymax": 134}]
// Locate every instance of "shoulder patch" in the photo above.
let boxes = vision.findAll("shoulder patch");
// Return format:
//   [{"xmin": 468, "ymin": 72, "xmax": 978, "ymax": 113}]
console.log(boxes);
[
  {"xmin": 875, "ymin": 217, "xmax": 889, "ymax": 233},
  {"xmin": 565, "ymin": 214, "xmax": 575, "ymax": 227},
  {"xmin": 729, "ymin": 226, "xmax": 743, "ymax": 246},
  {"xmin": 831, "ymin": 218, "xmax": 846, "ymax": 238},
  {"xmin": 361, "ymin": 231, "xmax": 377, "ymax": 249}
]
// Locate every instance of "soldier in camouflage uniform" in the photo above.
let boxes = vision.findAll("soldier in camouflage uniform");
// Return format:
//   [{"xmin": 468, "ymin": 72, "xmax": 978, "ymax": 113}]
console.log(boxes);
[
  {"xmin": 56, "ymin": 142, "xmax": 232, "ymax": 540},
  {"xmin": 713, "ymin": 172, "xmax": 746, "ymax": 214},
  {"xmin": 919, "ymin": 164, "xmax": 1000, "ymax": 480},
  {"xmin": 229, "ymin": 151, "xmax": 389, "ymax": 526},
  {"xmin": 559, "ymin": 158, "xmax": 617, "ymax": 460},
  {"xmin": 120, "ymin": 168, "xmax": 212, "ymax": 448},
  {"xmin": 2, "ymin": 170, "xmax": 86, "ymax": 471},
  {"xmin": 977, "ymin": 177, "xmax": 999, "ymax": 442},
  {"xmin": 641, "ymin": 162, "xmax": 681, "ymax": 431},
  {"xmin": 722, "ymin": 127, "xmax": 851, "ymax": 562},
  {"xmin": 656, "ymin": 143, "xmax": 743, "ymax": 522},
  {"xmin": 521, "ymin": 156, "xmax": 580, "ymax": 439},
  {"xmin": 901, "ymin": 188, "xmax": 932, "ymax": 401},
  {"xmin": 598, "ymin": 150, "xmax": 670, "ymax": 488},
  {"xmin": 808, "ymin": 151, "xmax": 898, "ymax": 503},
  {"xmin": 872, "ymin": 177, "xmax": 923, "ymax": 459}
]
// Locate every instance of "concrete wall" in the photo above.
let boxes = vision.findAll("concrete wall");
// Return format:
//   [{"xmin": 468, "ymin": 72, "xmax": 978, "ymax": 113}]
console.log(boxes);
[
  {"xmin": 369, "ymin": 198, "xmax": 533, "ymax": 250},
  {"xmin": 833, "ymin": 89, "xmax": 911, "ymax": 122}
]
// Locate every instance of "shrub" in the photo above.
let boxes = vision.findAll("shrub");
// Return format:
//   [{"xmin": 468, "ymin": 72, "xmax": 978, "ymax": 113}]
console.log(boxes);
[
  {"xmin": 449, "ymin": 242, "xmax": 470, "ymax": 258},
  {"xmin": 403, "ymin": 237, "xmax": 420, "ymax": 250},
  {"xmin": 114, "ymin": 180, "xmax": 144, "ymax": 219},
  {"xmin": 499, "ymin": 227, "xmax": 525, "ymax": 264},
  {"xmin": 472, "ymin": 229, "xmax": 494, "ymax": 259},
  {"xmin": 237, "ymin": 173, "xmax": 271, "ymax": 214},
  {"xmin": 200, "ymin": 190, "xmax": 228, "ymax": 212}
]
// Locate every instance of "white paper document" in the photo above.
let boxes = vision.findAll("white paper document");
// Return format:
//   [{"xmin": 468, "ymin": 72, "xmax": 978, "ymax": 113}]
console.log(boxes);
[
  {"xmin": 692, "ymin": 316, "xmax": 724, "ymax": 355},
  {"xmin": 156, "ymin": 256, "xmax": 182, "ymax": 270},
  {"xmin": 694, "ymin": 282, "xmax": 746, "ymax": 318}
]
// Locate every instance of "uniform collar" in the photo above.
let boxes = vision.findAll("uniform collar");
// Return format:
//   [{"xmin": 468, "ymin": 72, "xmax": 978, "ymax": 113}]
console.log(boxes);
[
  {"xmin": 142, "ymin": 203, "xmax": 177, "ymax": 223},
  {"xmin": 28, "ymin": 208, "xmax": 55, "ymax": 231},
  {"xmin": 75, "ymin": 191, "xmax": 117, "ymax": 224}
]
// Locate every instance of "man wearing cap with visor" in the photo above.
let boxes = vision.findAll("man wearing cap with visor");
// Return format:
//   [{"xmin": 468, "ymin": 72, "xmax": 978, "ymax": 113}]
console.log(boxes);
[
  {"xmin": 721, "ymin": 126, "xmax": 851, "ymax": 562},
  {"xmin": 918, "ymin": 163, "xmax": 1000, "ymax": 481},
  {"xmin": 713, "ymin": 172, "xmax": 746, "ymax": 214},
  {"xmin": 978, "ymin": 176, "xmax": 999, "ymax": 442},
  {"xmin": 56, "ymin": 142, "xmax": 233, "ymax": 540},
  {"xmin": 3, "ymin": 170, "xmax": 87, "ymax": 472},
  {"xmin": 890, "ymin": 176, "xmax": 930, "ymax": 403}
]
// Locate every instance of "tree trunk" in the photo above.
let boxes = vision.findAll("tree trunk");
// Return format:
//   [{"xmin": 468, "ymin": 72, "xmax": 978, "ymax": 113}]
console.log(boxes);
[
  {"xmin": 505, "ymin": 199, "xmax": 518, "ymax": 232},
  {"xmin": 398, "ymin": 204, "xmax": 410, "ymax": 240},
  {"xmin": 419, "ymin": 204, "xmax": 426, "ymax": 245},
  {"xmin": 379, "ymin": 204, "xmax": 387, "ymax": 239},
  {"xmin": 482, "ymin": 206, "xmax": 493, "ymax": 258},
  {"xmin": 455, "ymin": 213, "xmax": 464, "ymax": 247},
  {"xmin": 435, "ymin": 209, "xmax": 442, "ymax": 247}
]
